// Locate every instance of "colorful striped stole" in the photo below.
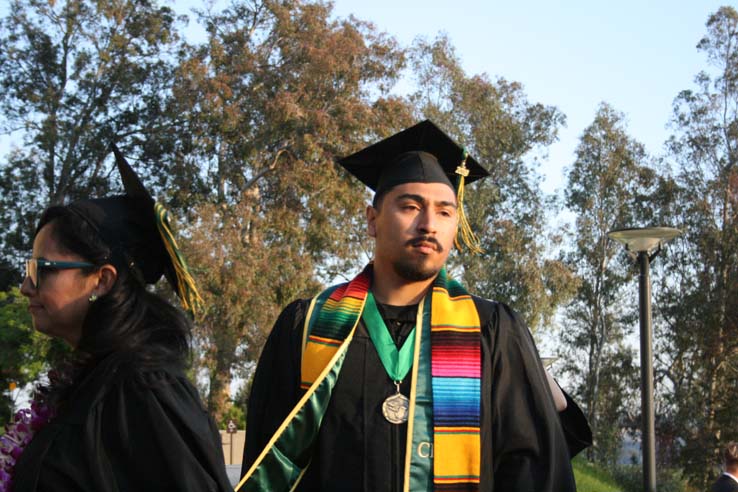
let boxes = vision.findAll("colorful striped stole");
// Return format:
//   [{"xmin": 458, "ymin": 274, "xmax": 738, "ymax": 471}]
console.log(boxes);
[
  {"xmin": 236, "ymin": 269, "xmax": 371, "ymax": 492},
  {"xmin": 430, "ymin": 269, "xmax": 481, "ymax": 491},
  {"xmin": 300, "ymin": 266, "xmax": 482, "ymax": 492},
  {"xmin": 300, "ymin": 267, "xmax": 372, "ymax": 389}
]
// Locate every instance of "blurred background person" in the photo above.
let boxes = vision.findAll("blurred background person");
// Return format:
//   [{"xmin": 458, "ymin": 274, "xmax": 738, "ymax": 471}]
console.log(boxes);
[{"xmin": 712, "ymin": 442, "xmax": 738, "ymax": 492}]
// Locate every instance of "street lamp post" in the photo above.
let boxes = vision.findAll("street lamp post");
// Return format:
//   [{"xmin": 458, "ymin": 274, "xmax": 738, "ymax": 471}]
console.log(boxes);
[{"xmin": 607, "ymin": 227, "xmax": 681, "ymax": 492}]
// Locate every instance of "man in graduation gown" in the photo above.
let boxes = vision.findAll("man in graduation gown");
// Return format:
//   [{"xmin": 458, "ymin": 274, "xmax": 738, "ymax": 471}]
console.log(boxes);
[
  {"xmin": 712, "ymin": 442, "xmax": 738, "ymax": 492},
  {"xmin": 238, "ymin": 120, "xmax": 588, "ymax": 492}
]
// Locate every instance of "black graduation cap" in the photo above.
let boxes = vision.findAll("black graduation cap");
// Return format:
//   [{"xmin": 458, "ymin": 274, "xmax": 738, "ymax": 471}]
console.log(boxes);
[
  {"xmin": 338, "ymin": 120, "xmax": 489, "ymax": 253},
  {"xmin": 337, "ymin": 119, "xmax": 489, "ymax": 196},
  {"xmin": 66, "ymin": 145, "xmax": 202, "ymax": 312}
]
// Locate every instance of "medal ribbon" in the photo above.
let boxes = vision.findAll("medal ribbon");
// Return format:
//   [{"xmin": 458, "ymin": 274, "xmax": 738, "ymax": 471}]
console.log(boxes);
[{"xmin": 362, "ymin": 291, "xmax": 416, "ymax": 382}]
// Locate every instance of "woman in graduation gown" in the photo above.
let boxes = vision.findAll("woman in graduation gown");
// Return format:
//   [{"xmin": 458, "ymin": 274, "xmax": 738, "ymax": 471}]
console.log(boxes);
[{"xmin": 7, "ymin": 147, "xmax": 232, "ymax": 492}]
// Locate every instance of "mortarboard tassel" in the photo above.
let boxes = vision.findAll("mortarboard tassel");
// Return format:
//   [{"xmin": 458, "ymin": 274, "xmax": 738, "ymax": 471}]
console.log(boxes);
[
  {"xmin": 454, "ymin": 150, "xmax": 484, "ymax": 254},
  {"xmin": 154, "ymin": 203, "xmax": 204, "ymax": 314}
]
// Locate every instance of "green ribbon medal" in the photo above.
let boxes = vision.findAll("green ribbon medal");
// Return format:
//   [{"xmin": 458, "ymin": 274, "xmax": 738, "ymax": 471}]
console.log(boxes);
[{"xmin": 363, "ymin": 291, "xmax": 416, "ymax": 424}]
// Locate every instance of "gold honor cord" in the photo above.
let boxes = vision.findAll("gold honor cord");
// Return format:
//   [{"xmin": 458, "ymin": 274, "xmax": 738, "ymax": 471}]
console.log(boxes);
[
  {"xmin": 154, "ymin": 203, "xmax": 204, "ymax": 314},
  {"xmin": 454, "ymin": 150, "xmax": 484, "ymax": 254},
  {"xmin": 403, "ymin": 297, "xmax": 426, "ymax": 492},
  {"xmin": 235, "ymin": 296, "xmax": 364, "ymax": 492}
]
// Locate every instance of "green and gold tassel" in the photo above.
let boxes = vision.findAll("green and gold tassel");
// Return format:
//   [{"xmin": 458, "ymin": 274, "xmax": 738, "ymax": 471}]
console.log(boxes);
[
  {"xmin": 154, "ymin": 202, "xmax": 204, "ymax": 314},
  {"xmin": 454, "ymin": 150, "xmax": 484, "ymax": 254}
]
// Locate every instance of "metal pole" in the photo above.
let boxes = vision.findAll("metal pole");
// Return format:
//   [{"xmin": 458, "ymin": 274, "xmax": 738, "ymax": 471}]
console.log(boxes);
[{"xmin": 638, "ymin": 251, "xmax": 656, "ymax": 492}]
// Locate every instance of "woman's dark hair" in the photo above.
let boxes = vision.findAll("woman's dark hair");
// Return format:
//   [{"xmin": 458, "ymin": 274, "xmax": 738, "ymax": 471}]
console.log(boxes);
[{"xmin": 36, "ymin": 205, "xmax": 192, "ymax": 385}]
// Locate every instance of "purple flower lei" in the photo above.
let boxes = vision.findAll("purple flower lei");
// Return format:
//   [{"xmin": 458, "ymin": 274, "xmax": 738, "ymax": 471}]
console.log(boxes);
[{"xmin": 0, "ymin": 400, "xmax": 54, "ymax": 492}]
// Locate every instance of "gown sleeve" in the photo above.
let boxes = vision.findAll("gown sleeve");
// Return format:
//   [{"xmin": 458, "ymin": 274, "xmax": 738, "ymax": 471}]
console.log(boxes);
[
  {"xmin": 240, "ymin": 299, "xmax": 308, "ymax": 478},
  {"xmin": 482, "ymin": 301, "xmax": 578, "ymax": 491},
  {"xmin": 558, "ymin": 388, "xmax": 593, "ymax": 458},
  {"xmin": 94, "ymin": 365, "xmax": 233, "ymax": 492}
]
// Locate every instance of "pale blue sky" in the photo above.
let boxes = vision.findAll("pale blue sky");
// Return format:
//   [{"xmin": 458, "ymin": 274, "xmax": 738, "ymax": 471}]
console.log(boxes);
[{"xmin": 329, "ymin": 0, "xmax": 732, "ymax": 194}]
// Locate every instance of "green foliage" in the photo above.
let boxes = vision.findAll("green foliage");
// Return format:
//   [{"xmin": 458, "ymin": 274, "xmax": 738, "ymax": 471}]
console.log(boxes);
[
  {"xmin": 218, "ymin": 401, "xmax": 246, "ymax": 430},
  {"xmin": 572, "ymin": 458, "xmax": 695, "ymax": 492},
  {"xmin": 610, "ymin": 464, "xmax": 694, "ymax": 492},
  {"xmin": 572, "ymin": 457, "xmax": 624, "ymax": 492},
  {"xmin": 0, "ymin": 287, "xmax": 67, "ymax": 426}
]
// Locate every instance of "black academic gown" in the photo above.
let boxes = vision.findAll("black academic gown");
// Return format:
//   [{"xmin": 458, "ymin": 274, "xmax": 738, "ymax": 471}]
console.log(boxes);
[
  {"xmin": 559, "ymin": 389, "xmax": 592, "ymax": 458},
  {"xmin": 712, "ymin": 474, "xmax": 738, "ymax": 492},
  {"xmin": 13, "ymin": 352, "xmax": 232, "ymax": 492},
  {"xmin": 242, "ymin": 296, "xmax": 581, "ymax": 492}
]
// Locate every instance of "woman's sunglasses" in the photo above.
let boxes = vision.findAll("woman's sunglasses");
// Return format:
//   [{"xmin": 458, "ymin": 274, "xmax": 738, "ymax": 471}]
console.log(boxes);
[{"xmin": 24, "ymin": 258, "xmax": 95, "ymax": 289}]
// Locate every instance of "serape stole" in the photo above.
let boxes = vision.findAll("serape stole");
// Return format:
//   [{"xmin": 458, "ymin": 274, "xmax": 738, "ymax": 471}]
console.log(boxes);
[
  {"xmin": 300, "ymin": 266, "xmax": 482, "ymax": 492},
  {"xmin": 430, "ymin": 269, "xmax": 482, "ymax": 492},
  {"xmin": 300, "ymin": 268, "xmax": 372, "ymax": 389}
]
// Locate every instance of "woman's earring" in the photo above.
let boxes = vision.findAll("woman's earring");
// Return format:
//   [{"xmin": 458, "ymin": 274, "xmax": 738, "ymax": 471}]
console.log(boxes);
[{"xmin": 89, "ymin": 294, "xmax": 98, "ymax": 303}]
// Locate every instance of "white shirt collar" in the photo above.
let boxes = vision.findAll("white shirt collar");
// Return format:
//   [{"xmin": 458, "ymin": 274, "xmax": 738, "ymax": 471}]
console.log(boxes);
[{"xmin": 723, "ymin": 471, "xmax": 738, "ymax": 484}]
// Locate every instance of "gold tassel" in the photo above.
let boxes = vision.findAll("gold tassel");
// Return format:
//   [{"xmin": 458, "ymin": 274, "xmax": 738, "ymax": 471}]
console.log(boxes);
[
  {"xmin": 154, "ymin": 203, "xmax": 204, "ymax": 314},
  {"xmin": 454, "ymin": 151, "xmax": 484, "ymax": 254}
]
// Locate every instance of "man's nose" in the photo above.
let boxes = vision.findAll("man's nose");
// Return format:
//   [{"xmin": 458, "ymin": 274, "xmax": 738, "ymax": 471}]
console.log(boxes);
[{"xmin": 416, "ymin": 209, "xmax": 437, "ymax": 233}]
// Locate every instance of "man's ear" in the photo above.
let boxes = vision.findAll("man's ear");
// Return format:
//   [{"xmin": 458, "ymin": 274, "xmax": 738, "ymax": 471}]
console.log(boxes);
[
  {"xmin": 366, "ymin": 204, "xmax": 377, "ymax": 238},
  {"xmin": 93, "ymin": 264, "xmax": 118, "ymax": 297}
]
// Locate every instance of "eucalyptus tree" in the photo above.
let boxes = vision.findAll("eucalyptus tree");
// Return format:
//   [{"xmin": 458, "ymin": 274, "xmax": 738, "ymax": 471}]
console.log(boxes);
[
  {"xmin": 171, "ymin": 0, "xmax": 414, "ymax": 419},
  {"xmin": 409, "ymin": 35, "xmax": 575, "ymax": 333},
  {"xmin": 656, "ymin": 6, "xmax": 738, "ymax": 487},
  {"xmin": 560, "ymin": 103, "xmax": 652, "ymax": 464},
  {"xmin": 0, "ymin": 0, "xmax": 184, "ymax": 274}
]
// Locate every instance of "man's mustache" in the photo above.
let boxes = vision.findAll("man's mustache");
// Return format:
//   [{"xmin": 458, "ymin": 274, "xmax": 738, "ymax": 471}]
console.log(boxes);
[{"xmin": 406, "ymin": 236, "xmax": 443, "ymax": 252}]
